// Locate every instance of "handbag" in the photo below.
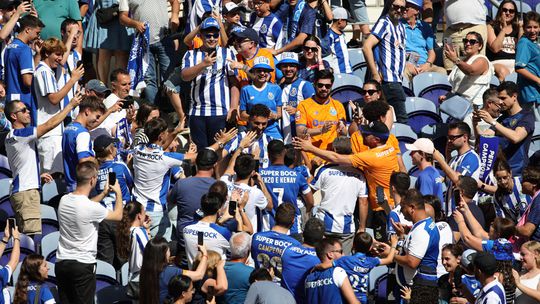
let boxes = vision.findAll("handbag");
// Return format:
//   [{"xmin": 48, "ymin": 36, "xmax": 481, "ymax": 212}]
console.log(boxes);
[{"xmin": 96, "ymin": 4, "xmax": 119, "ymax": 26}]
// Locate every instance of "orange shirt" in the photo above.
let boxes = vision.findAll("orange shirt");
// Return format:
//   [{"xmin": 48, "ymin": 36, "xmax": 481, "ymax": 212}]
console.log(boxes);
[
  {"xmin": 296, "ymin": 97, "xmax": 346, "ymax": 151},
  {"xmin": 237, "ymin": 48, "xmax": 276, "ymax": 86},
  {"xmin": 350, "ymin": 144, "xmax": 399, "ymax": 211},
  {"xmin": 351, "ymin": 132, "xmax": 401, "ymax": 154}
]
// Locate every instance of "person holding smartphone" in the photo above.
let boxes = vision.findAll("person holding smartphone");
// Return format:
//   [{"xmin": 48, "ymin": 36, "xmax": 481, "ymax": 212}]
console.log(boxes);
[{"xmin": 0, "ymin": 220, "xmax": 21, "ymax": 299}]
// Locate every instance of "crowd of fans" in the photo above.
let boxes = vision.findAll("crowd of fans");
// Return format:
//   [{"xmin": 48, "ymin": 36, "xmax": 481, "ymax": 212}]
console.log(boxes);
[{"xmin": 0, "ymin": 0, "xmax": 539, "ymax": 303}]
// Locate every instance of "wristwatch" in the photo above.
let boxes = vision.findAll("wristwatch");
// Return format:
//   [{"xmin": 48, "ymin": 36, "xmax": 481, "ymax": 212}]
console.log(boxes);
[{"xmin": 454, "ymin": 58, "xmax": 461, "ymax": 65}]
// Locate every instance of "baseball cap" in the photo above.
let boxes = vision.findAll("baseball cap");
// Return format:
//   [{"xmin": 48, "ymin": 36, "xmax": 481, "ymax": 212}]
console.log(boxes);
[
  {"xmin": 230, "ymin": 26, "xmax": 259, "ymax": 43},
  {"xmin": 406, "ymin": 0, "xmax": 423, "ymax": 9},
  {"xmin": 405, "ymin": 138, "xmax": 435, "ymax": 154},
  {"xmin": 461, "ymin": 249, "xmax": 477, "ymax": 269},
  {"xmin": 490, "ymin": 239, "xmax": 514, "ymax": 262},
  {"xmin": 93, "ymin": 134, "xmax": 119, "ymax": 153},
  {"xmin": 473, "ymin": 251, "xmax": 498, "ymax": 275},
  {"xmin": 332, "ymin": 7, "xmax": 352, "ymax": 22},
  {"xmin": 223, "ymin": 2, "xmax": 246, "ymax": 14},
  {"xmin": 277, "ymin": 52, "xmax": 299, "ymax": 67},
  {"xmin": 0, "ymin": 0, "xmax": 20, "ymax": 10},
  {"xmin": 251, "ymin": 56, "xmax": 273, "ymax": 71},
  {"xmin": 360, "ymin": 121, "xmax": 390, "ymax": 139},
  {"xmin": 196, "ymin": 148, "xmax": 219, "ymax": 168},
  {"xmin": 201, "ymin": 17, "xmax": 220, "ymax": 31},
  {"xmin": 86, "ymin": 79, "xmax": 111, "ymax": 94}
]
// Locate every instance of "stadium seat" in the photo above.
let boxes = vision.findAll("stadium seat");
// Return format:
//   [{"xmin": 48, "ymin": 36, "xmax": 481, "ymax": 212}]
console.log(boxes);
[
  {"xmin": 0, "ymin": 200, "xmax": 14, "ymax": 219},
  {"xmin": 537, "ymin": 3, "xmax": 540, "ymax": 13},
  {"xmin": 42, "ymin": 179, "xmax": 67, "ymax": 205},
  {"xmin": 331, "ymin": 74, "xmax": 365, "ymax": 121},
  {"xmin": 120, "ymin": 262, "xmax": 129, "ymax": 286},
  {"xmin": 391, "ymin": 123, "xmax": 417, "ymax": 153},
  {"xmin": 0, "ymin": 167, "xmax": 12, "ymax": 180},
  {"xmin": 401, "ymin": 150, "xmax": 414, "ymax": 172},
  {"xmin": 40, "ymin": 205, "xmax": 59, "ymax": 236},
  {"xmin": 0, "ymin": 233, "xmax": 35, "ymax": 265},
  {"xmin": 420, "ymin": 123, "xmax": 449, "ymax": 154},
  {"xmin": 95, "ymin": 285, "xmax": 132, "ymax": 304},
  {"xmin": 412, "ymin": 72, "xmax": 452, "ymax": 106},
  {"xmin": 490, "ymin": 75, "xmax": 500, "ymax": 88},
  {"xmin": 504, "ymin": 72, "xmax": 518, "ymax": 83},
  {"xmin": 404, "ymin": 97, "xmax": 443, "ymax": 134},
  {"xmin": 369, "ymin": 265, "xmax": 388, "ymax": 292},
  {"xmin": 529, "ymin": 122, "xmax": 540, "ymax": 157},
  {"xmin": 402, "ymin": 77, "xmax": 414, "ymax": 97},
  {"xmin": 0, "ymin": 179, "xmax": 12, "ymax": 202},
  {"xmin": 41, "ymin": 231, "xmax": 59, "ymax": 262},
  {"xmin": 96, "ymin": 260, "xmax": 120, "ymax": 292},
  {"xmin": 440, "ymin": 95, "xmax": 472, "ymax": 121},
  {"xmin": 348, "ymin": 49, "xmax": 368, "ymax": 82}
]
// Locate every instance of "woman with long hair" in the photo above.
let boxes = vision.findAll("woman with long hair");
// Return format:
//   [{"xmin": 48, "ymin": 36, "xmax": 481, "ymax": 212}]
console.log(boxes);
[
  {"xmin": 139, "ymin": 236, "xmax": 208, "ymax": 304},
  {"xmin": 297, "ymin": 35, "xmax": 331, "ymax": 82},
  {"xmin": 130, "ymin": 102, "xmax": 160, "ymax": 148},
  {"xmin": 513, "ymin": 241, "xmax": 540, "ymax": 303},
  {"xmin": 163, "ymin": 275, "xmax": 196, "ymax": 304},
  {"xmin": 13, "ymin": 254, "xmax": 55, "ymax": 304},
  {"xmin": 189, "ymin": 250, "xmax": 227, "ymax": 304},
  {"xmin": 487, "ymin": 0, "xmax": 522, "ymax": 80},
  {"xmin": 438, "ymin": 243, "xmax": 464, "ymax": 303}
]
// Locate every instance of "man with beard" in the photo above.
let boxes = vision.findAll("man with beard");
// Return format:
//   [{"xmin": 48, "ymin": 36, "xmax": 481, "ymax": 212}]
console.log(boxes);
[
  {"xmin": 223, "ymin": 104, "xmax": 276, "ymax": 169},
  {"xmin": 295, "ymin": 70, "xmax": 346, "ymax": 154},
  {"xmin": 363, "ymin": 0, "xmax": 408, "ymax": 123},
  {"xmin": 62, "ymin": 96, "xmax": 107, "ymax": 192},
  {"xmin": 277, "ymin": 52, "xmax": 314, "ymax": 144}
]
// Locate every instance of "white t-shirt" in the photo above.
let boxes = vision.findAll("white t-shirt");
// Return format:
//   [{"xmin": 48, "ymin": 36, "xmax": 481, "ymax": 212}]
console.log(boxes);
[
  {"xmin": 436, "ymin": 221, "xmax": 453, "ymax": 278},
  {"xmin": 220, "ymin": 175, "xmax": 269, "ymax": 232},
  {"xmin": 90, "ymin": 93, "xmax": 126, "ymax": 140},
  {"xmin": 311, "ymin": 165, "xmax": 368, "ymax": 234},
  {"xmin": 5, "ymin": 127, "xmax": 40, "ymax": 194},
  {"xmin": 57, "ymin": 193, "xmax": 108, "ymax": 264},
  {"xmin": 34, "ymin": 62, "xmax": 62, "ymax": 137},
  {"xmin": 183, "ymin": 221, "xmax": 231, "ymax": 267},
  {"xmin": 444, "ymin": 0, "xmax": 486, "ymax": 26}
]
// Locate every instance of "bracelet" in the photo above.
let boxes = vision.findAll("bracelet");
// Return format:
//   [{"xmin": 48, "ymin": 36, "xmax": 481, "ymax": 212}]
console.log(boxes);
[
  {"xmin": 454, "ymin": 58, "xmax": 461, "ymax": 65},
  {"xmin": 1, "ymin": 239, "xmax": 7, "ymax": 245}
]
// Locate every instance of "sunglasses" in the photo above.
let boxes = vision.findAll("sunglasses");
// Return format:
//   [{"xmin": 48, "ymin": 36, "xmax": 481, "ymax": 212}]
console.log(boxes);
[
  {"xmin": 331, "ymin": 249, "xmax": 343, "ymax": 254},
  {"xmin": 462, "ymin": 38, "xmax": 479, "ymax": 45},
  {"xmin": 501, "ymin": 8, "xmax": 515, "ymax": 14},
  {"xmin": 316, "ymin": 83, "xmax": 332, "ymax": 89},
  {"xmin": 448, "ymin": 134, "xmax": 465, "ymax": 141},
  {"xmin": 14, "ymin": 107, "xmax": 29, "ymax": 114},
  {"xmin": 252, "ymin": 69, "xmax": 268, "ymax": 74},
  {"xmin": 360, "ymin": 89, "xmax": 379, "ymax": 96},
  {"xmin": 392, "ymin": 4, "xmax": 407, "ymax": 12},
  {"xmin": 204, "ymin": 33, "xmax": 220, "ymax": 39},
  {"xmin": 303, "ymin": 46, "xmax": 318, "ymax": 53}
]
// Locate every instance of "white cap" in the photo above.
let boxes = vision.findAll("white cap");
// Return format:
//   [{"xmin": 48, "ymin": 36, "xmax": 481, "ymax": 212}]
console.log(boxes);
[
  {"xmin": 405, "ymin": 138, "xmax": 435, "ymax": 154},
  {"xmin": 332, "ymin": 7, "xmax": 350, "ymax": 21}
]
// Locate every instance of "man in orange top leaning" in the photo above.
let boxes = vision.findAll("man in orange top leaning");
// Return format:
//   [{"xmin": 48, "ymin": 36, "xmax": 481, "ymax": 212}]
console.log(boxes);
[
  {"xmin": 293, "ymin": 121, "xmax": 399, "ymax": 240},
  {"xmin": 295, "ymin": 70, "xmax": 347, "ymax": 159}
]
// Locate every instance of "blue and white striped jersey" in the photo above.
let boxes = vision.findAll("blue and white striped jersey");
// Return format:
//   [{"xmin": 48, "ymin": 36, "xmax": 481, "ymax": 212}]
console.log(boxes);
[
  {"xmin": 56, "ymin": 50, "xmax": 81, "ymax": 116},
  {"xmin": 250, "ymin": 13, "xmax": 284, "ymax": 49},
  {"xmin": 475, "ymin": 279, "xmax": 506, "ymax": 304},
  {"xmin": 182, "ymin": 46, "xmax": 236, "ymax": 117},
  {"xmin": 5, "ymin": 127, "xmax": 40, "ymax": 194},
  {"xmin": 96, "ymin": 160, "xmax": 133, "ymax": 209},
  {"xmin": 224, "ymin": 132, "xmax": 276, "ymax": 169},
  {"xmin": 132, "ymin": 143, "xmax": 185, "ymax": 212},
  {"xmin": 494, "ymin": 176, "xmax": 532, "ymax": 222},
  {"xmin": 371, "ymin": 15, "xmax": 406, "ymax": 83},
  {"xmin": 34, "ymin": 62, "xmax": 63, "ymax": 137},
  {"xmin": 444, "ymin": 149, "xmax": 481, "ymax": 217},
  {"xmin": 62, "ymin": 122, "xmax": 94, "ymax": 192},
  {"xmin": 311, "ymin": 164, "xmax": 367, "ymax": 234},
  {"xmin": 186, "ymin": 0, "xmax": 221, "ymax": 34},
  {"xmin": 129, "ymin": 226, "xmax": 148, "ymax": 280},
  {"xmin": 325, "ymin": 28, "xmax": 352, "ymax": 74},
  {"xmin": 280, "ymin": 78, "xmax": 314, "ymax": 144},
  {"xmin": 183, "ymin": 221, "xmax": 232, "ymax": 267}
]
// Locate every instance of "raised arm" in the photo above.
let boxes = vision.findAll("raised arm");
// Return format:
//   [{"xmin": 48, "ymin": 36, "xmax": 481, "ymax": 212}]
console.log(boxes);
[{"xmin": 37, "ymin": 93, "xmax": 81, "ymax": 138}]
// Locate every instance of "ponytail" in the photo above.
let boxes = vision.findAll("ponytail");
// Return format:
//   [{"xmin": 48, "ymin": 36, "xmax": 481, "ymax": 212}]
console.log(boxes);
[{"xmin": 116, "ymin": 201, "xmax": 144, "ymax": 260}]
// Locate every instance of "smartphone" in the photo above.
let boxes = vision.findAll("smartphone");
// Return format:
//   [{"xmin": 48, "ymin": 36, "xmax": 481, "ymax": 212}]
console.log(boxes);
[
  {"xmin": 254, "ymin": 160, "xmax": 260, "ymax": 172},
  {"xmin": 229, "ymin": 201, "xmax": 237, "ymax": 216},
  {"xmin": 108, "ymin": 172, "xmax": 116, "ymax": 185},
  {"xmin": 122, "ymin": 96, "xmax": 134, "ymax": 109},
  {"xmin": 376, "ymin": 186, "xmax": 385, "ymax": 205},
  {"xmin": 444, "ymin": 37, "xmax": 454, "ymax": 48},
  {"xmin": 197, "ymin": 231, "xmax": 204, "ymax": 246},
  {"xmin": 453, "ymin": 188, "xmax": 461, "ymax": 205},
  {"xmin": 76, "ymin": 60, "xmax": 83, "ymax": 69},
  {"xmin": 7, "ymin": 218, "xmax": 15, "ymax": 235},
  {"xmin": 473, "ymin": 104, "xmax": 481, "ymax": 111},
  {"xmin": 206, "ymin": 286, "xmax": 215, "ymax": 301}
]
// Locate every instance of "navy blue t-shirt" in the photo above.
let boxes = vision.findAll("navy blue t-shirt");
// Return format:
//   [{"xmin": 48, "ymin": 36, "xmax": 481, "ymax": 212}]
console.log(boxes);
[
  {"xmin": 281, "ymin": 244, "xmax": 320, "ymax": 303},
  {"xmin": 526, "ymin": 193, "xmax": 540, "ymax": 242},
  {"xmin": 497, "ymin": 109, "xmax": 535, "ymax": 176}
]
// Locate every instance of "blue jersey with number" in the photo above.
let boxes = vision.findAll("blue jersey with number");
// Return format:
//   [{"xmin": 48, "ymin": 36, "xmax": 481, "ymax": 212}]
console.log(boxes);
[
  {"xmin": 281, "ymin": 244, "xmax": 320, "ymax": 304},
  {"xmin": 251, "ymin": 230, "xmax": 300, "ymax": 280},
  {"xmin": 334, "ymin": 253, "xmax": 380, "ymax": 303},
  {"xmin": 259, "ymin": 164, "xmax": 310, "ymax": 233},
  {"xmin": 305, "ymin": 266, "xmax": 348, "ymax": 304}
]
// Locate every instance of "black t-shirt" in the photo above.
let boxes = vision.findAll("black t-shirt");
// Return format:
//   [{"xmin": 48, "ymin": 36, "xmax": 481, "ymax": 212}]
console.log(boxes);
[{"xmin": 448, "ymin": 202, "xmax": 486, "ymax": 232}]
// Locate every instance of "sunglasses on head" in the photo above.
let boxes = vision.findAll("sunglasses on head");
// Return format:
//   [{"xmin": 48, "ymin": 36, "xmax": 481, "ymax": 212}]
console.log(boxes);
[
  {"xmin": 303, "ymin": 46, "xmax": 318, "ymax": 53},
  {"xmin": 462, "ymin": 38, "xmax": 479, "ymax": 45},
  {"xmin": 448, "ymin": 134, "xmax": 465, "ymax": 141},
  {"xmin": 316, "ymin": 83, "xmax": 332, "ymax": 89},
  {"xmin": 392, "ymin": 4, "xmax": 407, "ymax": 12},
  {"xmin": 204, "ymin": 33, "xmax": 220, "ymax": 39},
  {"xmin": 501, "ymin": 8, "xmax": 515, "ymax": 14},
  {"xmin": 360, "ymin": 89, "xmax": 379, "ymax": 96}
]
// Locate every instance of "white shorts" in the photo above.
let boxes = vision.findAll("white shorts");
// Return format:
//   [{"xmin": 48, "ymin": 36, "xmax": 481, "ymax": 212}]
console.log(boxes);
[{"xmin": 38, "ymin": 135, "xmax": 64, "ymax": 174}]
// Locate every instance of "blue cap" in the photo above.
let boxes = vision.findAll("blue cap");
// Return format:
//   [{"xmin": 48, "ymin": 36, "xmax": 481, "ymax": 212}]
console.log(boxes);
[
  {"xmin": 251, "ymin": 56, "xmax": 273, "ymax": 71},
  {"xmin": 406, "ymin": 0, "xmax": 423, "ymax": 9},
  {"xmin": 201, "ymin": 17, "xmax": 220, "ymax": 31},
  {"xmin": 231, "ymin": 26, "xmax": 259, "ymax": 43},
  {"xmin": 277, "ymin": 52, "xmax": 299, "ymax": 67}
]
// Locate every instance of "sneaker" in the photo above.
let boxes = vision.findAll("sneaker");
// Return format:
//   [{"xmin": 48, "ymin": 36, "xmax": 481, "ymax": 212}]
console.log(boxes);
[{"xmin": 347, "ymin": 39, "xmax": 361, "ymax": 48}]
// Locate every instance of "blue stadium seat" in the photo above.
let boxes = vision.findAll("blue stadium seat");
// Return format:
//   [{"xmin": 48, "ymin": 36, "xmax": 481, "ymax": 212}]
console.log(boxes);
[
  {"xmin": 529, "ymin": 122, "xmax": 540, "ymax": 157},
  {"xmin": 392, "ymin": 123, "xmax": 418, "ymax": 152},
  {"xmin": 412, "ymin": 72, "xmax": 452, "ymax": 106},
  {"xmin": 537, "ymin": 2, "xmax": 540, "ymax": 13},
  {"xmin": 120, "ymin": 262, "xmax": 129, "ymax": 286},
  {"xmin": 40, "ymin": 205, "xmax": 59, "ymax": 237},
  {"xmin": 348, "ymin": 49, "xmax": 368, "ymax": 82},
  {"xmin": 95, "ymin": 285, "xmax": 132, "ymax": 304},
  {"xmin": 369, "ymin": 265, "xmax": 388, "ymax": 292},
  {"xmin": 0, "ymin": 179, "xmax": 12, "ymax": 202},
  {"xmin": 490, "ymin": 75, "xmax": 500, "ymax": 88},
  {"xmin": 504, "ymin": 72, "xmax": 518, "ymax": 83},
  {"xmin": 420, "ymin": 123, "xmax": 449, "ymax": 154},
  {"xmin": 402, "ymin": 77, "xmax": 414, "ymax": 97},
  {"xmin": 440, "ymin": 95, "xmax": 473, "ymax": 121},
  {"xmin": 404, "ymin": 97, "xmax": 443, "ymax": 134},
  {"xmin": 41, "ymin": 231, "xmax": 59, "ymax": 263},
  {"xmin": 331, "ymin": 74, "xmax": 364, "ymax": 121},
  {"xmin": 0, "ymin": 233, "xmax": 35, "ymax": 266},
  {"xmin": 401, "ymin": 150, "xmax": 414, "ymax": 172},
  {"xmin": 42, "ymin": 179, "xmax": 67, "ymax": 205},
  {"xmin": 0, "ymin": 167, "xmax": 12, "ymax": 181},
  {"xmin": 96, "ymin": 260, "xmax": 120, "ymax": 292}
]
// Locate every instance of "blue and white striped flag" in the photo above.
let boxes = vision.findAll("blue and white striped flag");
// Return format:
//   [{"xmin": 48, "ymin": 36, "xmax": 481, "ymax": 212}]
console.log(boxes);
[{"xmin": 127, "ymin": 24, "xmax": 150, "ymax": 97}]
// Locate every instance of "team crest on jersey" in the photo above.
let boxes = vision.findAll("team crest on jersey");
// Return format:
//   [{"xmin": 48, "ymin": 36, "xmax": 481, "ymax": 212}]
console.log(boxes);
[
  {"xmin": 290, "ymin": 87, "xmax": 297, "ymax": 96},
  {"xmin": 260, "ymin": 24, "xmax": 268, "ymax": 34},
  {"xmin": 314, "ymin": 111, "xmax": 319, "ymax": 116},
  {"xmin": 268, "ymin": 92, "xmax": 274, "ymax": 100},
  {"xmin": 329, "ymin": 107, "xmax": 337, "ymax": 116}
]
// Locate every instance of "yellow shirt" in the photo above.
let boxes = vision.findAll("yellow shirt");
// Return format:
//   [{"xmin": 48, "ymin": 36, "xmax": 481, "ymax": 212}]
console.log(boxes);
[
  {"xmin": 296, "ymin": 97, "xmax": 346, "ymax": 151},
  {"xmin": 351, "ymin": 132, "xmax": 401, "ymax": 154},
  {"xmin": 350, "ymin": 144, "xmax": 399, "ymax": 211}
]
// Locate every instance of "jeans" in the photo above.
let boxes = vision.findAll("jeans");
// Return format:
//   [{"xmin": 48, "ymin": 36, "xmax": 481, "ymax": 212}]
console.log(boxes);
[
  {"xmin": 144, "ymin": 38, "xmax": 177, "ymax": 103},
  {"xmin": 381, "ymin": 82, "xmax": 408, "ymax": 124},
  {"xmin": 148, "ymin": 209, "xmax": 172, "ymax": 241},
  {"xmin": 189, "ymin": 115, "xmax": 227, "ymax": 151}
]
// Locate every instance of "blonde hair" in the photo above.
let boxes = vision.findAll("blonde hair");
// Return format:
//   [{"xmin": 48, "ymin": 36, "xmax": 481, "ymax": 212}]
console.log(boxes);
[
  {"xmin": 40, "ymin": 37, "xmax": 66, "ymax": 58},
  {"xmin": 192, "ymin": 250, "xmax": 221, "ymax": 278},
  {"xmin": 523, "ymin": 241, "xmax": 540, "ymax": 268}
]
